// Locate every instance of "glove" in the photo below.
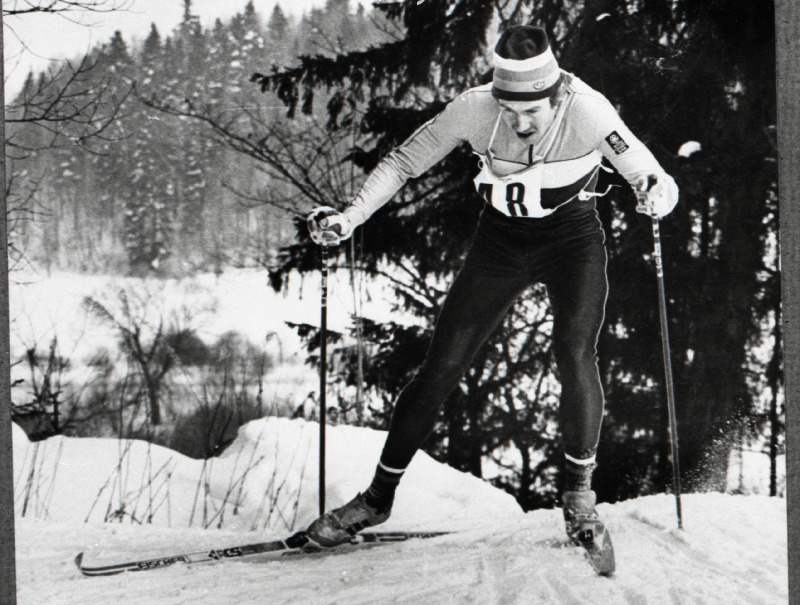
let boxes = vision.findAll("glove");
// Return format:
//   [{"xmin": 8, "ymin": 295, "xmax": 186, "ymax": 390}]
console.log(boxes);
[
  {"xmin": 307, "ymin": 206, "xmax": 353, "ymax": 246},
  {"xmin": 634, "ymin": 173, "xmax": 679, "ymax": 218}
]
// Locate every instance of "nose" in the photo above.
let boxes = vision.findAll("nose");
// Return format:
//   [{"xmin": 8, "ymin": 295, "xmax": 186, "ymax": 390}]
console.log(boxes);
[{"xmin": 508, "ymin": 112, "xmax": 531, "ymax": 132}]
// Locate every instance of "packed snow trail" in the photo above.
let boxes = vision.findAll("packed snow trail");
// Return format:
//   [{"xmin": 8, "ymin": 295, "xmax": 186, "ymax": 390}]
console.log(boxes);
[{"xmin": 15, "ymin": 492, "xmax": 786, "ymax": 604}]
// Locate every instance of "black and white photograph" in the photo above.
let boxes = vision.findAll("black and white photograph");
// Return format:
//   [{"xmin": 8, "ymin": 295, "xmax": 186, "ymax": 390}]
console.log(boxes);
[{"xmin": 1, "ymin": 0, "xmax": 796, "ymax": 603}]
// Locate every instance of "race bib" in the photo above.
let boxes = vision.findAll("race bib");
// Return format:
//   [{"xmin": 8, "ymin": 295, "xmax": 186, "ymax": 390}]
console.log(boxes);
[{"xmin": 473, "ymin": 156, "xmax": 553, "ymax": 218}]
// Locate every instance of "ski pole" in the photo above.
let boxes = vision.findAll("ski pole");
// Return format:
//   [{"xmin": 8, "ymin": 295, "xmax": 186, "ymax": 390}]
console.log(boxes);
[
  {"xmin": 319, "ymin": 243, "xmax": 330, "ymax": 516},
  {"xmin": 650, "ymin": 215, "xmax": 684, "ymax": 529}
]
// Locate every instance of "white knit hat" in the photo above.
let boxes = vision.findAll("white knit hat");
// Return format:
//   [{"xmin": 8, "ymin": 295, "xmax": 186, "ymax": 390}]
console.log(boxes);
[{"xmin": 492, "ymin": 25, "xmax": 562, "ymax": 101}]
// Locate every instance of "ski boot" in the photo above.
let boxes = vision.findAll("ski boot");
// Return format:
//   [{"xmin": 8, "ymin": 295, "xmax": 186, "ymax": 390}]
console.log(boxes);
[
  {"xmin": 306, "ymin": 493, "xmax": 392, "ymax": 547},
  {"xmin": 562, "ymin": 490, "xmax": 615, "ymax": 576}
]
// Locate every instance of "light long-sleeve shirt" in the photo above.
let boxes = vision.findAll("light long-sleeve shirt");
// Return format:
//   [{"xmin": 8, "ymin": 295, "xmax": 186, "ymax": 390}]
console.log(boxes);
[{"xmin": 343, "ymin": 72, "xmax": 675, "ymax": 227}]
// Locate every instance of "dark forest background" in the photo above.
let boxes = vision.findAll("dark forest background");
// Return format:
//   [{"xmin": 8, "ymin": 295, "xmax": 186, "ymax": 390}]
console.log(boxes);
[{"xmin": 7, "ymin": 0, "xmax": 783, "ymax": 511}]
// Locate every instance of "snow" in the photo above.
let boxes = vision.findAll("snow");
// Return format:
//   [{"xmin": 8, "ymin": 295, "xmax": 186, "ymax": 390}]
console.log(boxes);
[
  {"xmin": 12, "ymin": 417, "xmax": 521, "ymax": 533},
  {"xmin": 13, "ymin": 419, "xmax": 789, "ymax": 604},
  {"xmin": 8, "ymin": 268, "xmax": 374, "ymax": 365},
  {"xmin": 727, "ymin": 448, "xmax": 786, "ymax": 496},
  {"xmin": 9, "ymin": 269, "xmax": 789, "ymax": 602},
  {"xmin": 678, "ymin": 141, "xmax": 702, "ymax": 157},
  {"xmin": 8, "ymin": 268, "xmax": 401, "ymax": 412}
]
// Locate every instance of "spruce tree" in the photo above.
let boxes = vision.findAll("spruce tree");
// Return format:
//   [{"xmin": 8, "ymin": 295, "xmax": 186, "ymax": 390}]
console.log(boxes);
[{"xmin": 254, "ymin": 0, "xmax": 780, "ymax": 504}]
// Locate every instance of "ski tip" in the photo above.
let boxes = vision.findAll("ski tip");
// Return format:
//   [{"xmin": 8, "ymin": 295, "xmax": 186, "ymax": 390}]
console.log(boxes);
[
  {"xmin": 599, "ymin": 566, "xmax": 615, "ymax": 577},
  {"xmin": 589, "ymin": 554, "xmax": 616, "ymax": 577},
  {"xmin": 74, "ymin": 552, "xmax": 84, "ymax": 568}
]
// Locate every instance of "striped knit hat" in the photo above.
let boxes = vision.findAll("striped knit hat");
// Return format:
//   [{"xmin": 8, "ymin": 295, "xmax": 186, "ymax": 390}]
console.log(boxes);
[{"xmin": 492, "ymin": 26, "xmax": 562, "ymax": 101}]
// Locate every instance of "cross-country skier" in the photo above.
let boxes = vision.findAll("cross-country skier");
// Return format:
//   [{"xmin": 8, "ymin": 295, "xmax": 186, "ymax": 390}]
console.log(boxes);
[{"xmin": 306, "ymin": 25, "xmax": 678, "ymax": 549}]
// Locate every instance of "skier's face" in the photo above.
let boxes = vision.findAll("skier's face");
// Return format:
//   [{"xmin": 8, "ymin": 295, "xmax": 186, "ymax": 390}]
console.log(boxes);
[{"xmin": 497, "ymin": 98, "xmax": 557, "ymax": 143}]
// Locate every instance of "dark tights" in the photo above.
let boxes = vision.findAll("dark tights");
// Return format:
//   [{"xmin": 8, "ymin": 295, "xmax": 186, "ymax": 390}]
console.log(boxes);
[{"xmin": 379, "ymin": 202, "xmax": 608, "ymax": 470}]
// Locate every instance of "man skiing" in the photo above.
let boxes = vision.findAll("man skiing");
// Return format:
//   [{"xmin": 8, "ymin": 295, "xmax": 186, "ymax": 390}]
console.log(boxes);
[{"xmin": 306, "ymin": 25, "xmax": 678, "ymax": 556}]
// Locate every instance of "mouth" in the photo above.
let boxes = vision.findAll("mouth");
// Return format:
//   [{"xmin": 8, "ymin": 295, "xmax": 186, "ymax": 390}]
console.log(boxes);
[{"xmin": 516, "ymin": 130, "xmax": 536, "ymax": 139}]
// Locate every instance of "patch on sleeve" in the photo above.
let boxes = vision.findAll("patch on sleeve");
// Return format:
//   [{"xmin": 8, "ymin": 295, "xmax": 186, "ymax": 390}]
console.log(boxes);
[{"xmin": 605, "ymin": 131, "xmax": 630, "ymax": 155}]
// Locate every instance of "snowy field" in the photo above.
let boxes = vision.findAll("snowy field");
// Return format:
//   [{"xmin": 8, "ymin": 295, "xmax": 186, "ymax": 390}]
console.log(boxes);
[
  {"xmin": 12, "ymin": 419, "xmax": 789, "ymax": 605},
  {"xmin": 8, "ymin": 268, "xmax": 386, "ymax": 405}
]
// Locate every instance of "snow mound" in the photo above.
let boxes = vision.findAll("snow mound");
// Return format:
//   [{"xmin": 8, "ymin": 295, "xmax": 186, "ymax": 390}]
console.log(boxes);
[{"xmin": 12, "ymin": 416, "xmax": 523, "ymax": 533}]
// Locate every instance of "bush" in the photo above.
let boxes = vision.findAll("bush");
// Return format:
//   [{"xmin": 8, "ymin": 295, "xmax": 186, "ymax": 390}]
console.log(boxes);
[
  {"xmin": 154, "ymin": 331, "xmax": 276, "ymax": 458},
  {"xmin": 164, "ymin": 395, "xmax": 264, "ymax": 458},
  {"xmin": 165, "ymin": 328, "xmax": 209, "ymax": 366}
]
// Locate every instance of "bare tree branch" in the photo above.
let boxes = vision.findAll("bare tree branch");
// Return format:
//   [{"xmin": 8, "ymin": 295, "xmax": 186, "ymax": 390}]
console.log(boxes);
[
  {"xmin": 3, "ymin": 0, "xmax": 132, "ymax": 16},
  {"xmin": 138, "ymin": 91, "xmax": 366, "ymax": 217},
  {"xmin": 5, "ymin": 55, "xmax": 134, "ymax": 157}
]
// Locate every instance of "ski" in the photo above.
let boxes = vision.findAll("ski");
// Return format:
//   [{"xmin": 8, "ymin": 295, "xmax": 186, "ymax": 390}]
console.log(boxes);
[
  {"xmin": 571, "ymin": 519, "xmax": 615, "ymax": 576},
  {"xmin": 75, "ymin": 530, "xmax": 447, "ymax": 577},
  {"xmin": 76, "ymin": 525, "xmax": 615, "ymax": 578}
]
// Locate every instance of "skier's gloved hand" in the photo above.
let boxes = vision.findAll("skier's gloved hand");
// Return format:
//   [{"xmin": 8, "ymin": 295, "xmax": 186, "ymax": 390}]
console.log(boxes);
[
  {"xmin": 634, "ymin": 173, "xmax": 679, "ymax": 218},
  {"xmin": 307, "ymin": 206, "xmax": 353, "ymax": 246}
]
